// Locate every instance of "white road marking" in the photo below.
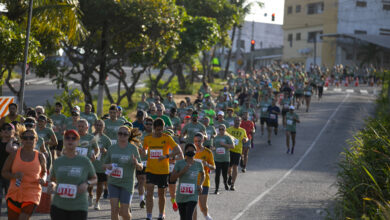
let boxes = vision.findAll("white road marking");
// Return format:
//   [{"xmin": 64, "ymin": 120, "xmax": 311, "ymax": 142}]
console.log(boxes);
[
  {"xmin": 360, "ymin": 90, "xmax": 368, "ymax": 94},
  {"xmin": 324, "ymin": 87, "xmax": 328, "ymax": 91},
  {"xmin": 334, "ymin": 88, "xmax": 342, "ymax": 92},
  {"xmin": 346, "ymin": 89, "xmax": 354, "ymax": 93},
  {"xmin": 25, "ymin": 78, "xmax": 41, "ymax": 83},
  {"xmin": 34, "ymin": 79, "xmax": 52, "ymax": 85},
  {"xmin": 232, "ymin": 94, "xmax": 350, "ymax": 220}
]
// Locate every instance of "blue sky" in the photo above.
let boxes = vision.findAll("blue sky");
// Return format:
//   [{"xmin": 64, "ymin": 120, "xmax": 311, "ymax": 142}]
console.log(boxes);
[{"xmin": 245, "ymin": 0, "xmax": 285, "ymax": 25}]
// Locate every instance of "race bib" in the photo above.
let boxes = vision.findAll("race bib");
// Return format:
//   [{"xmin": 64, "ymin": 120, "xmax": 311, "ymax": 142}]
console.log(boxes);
[
  {"xmin": 180, "ymin": 183, "xmax": 195, "ymax": 195},
  {"xmin": 111, "ymin": 167, "xmax": 123, "ymax": 178},
  {"xmin": 216, "ymin": 147, "xmax": 226, "ymax": 154},
  {"xmin": 57, "ymin": 184, "xmax": 77, "ymax": 199},
  {"xmin": 150, "ymin": 149, "xmax": 163, "ymax": 159},
  {"xmin": 262, "ymin": 107, "xmax": 268, "ymax": 112},
  {"xmin": 233, "ymin": 138, "xmax": 239, "ymax": 146},
  {"xmin": 169, "ymin": 164, "xmax": 175, "ymax": 173},
  {"xmin": 304, "ymin": 91, "xmax": 312, "ymax": 96},
  {"xmin": 76, "ymin": 147, "xmax": 88, "ymax": 156},
  {"xmin": 270, "ymin": 114, "xmax": 276, "ymax": 120},
  {"xmin": 287, "ymin": 119, "xmax": 293, "ymax": 125},
  {"xmin": 111, "ymin": 140, "xmax": 117, "ymax": 145}
]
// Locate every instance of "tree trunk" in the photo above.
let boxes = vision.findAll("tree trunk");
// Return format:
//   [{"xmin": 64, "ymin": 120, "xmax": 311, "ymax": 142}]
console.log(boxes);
[
  {"xmin": 97, "ymin": 22, "xmax": 108, "ymax": 116},
  {"xmin": 224, "ymin": 24, "xmax": 237, "ymax": 79},
  {"xmin": 172, "ymin": 64, "xmax": 186, "ymax": 90}
]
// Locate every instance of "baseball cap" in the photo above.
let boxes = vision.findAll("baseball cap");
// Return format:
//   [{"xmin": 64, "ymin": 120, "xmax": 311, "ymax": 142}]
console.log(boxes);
[
  {"xmin": 64, "ymin": 129, "xmax": 80, "ymax": 139},
  {"xmin": 289, "ymin": 105, "xmax": 295, "ymax": 110},
  {"xmin": 217, "ymin": 111, "xmax": 224, "ymax": 116}
]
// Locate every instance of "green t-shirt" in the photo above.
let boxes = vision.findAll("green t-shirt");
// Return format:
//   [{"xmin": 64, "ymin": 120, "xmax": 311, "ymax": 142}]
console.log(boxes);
[
  {"xmin": 104, "ymin": 143, "xmax": 141, "ymax": 193},
  {"xmin": 77, "ymin": 134, "xmax": 98, "ymax": 159},
  {"xmin": 203, "ymin": 109, "xmax": 216, "ymax": 125},
  {"xmin": 36, "ymin": 127, "xmax": 55, "ymax": 143},
  {"xmin": 260, "ymin": 100, "xmax": 271, "ymax": 118},
  {"xmin": 304, "ymin": 85, "xmax": 312, "ymax": 96},
  {"xmin": 174, "ymin": 159, "xmax": 204, "ymax": 203},
  {"xmin": 213, "ymin": 120, "xmax": 229, "ymax": 130},
  {"xmin": 170, "ymin": 116, "xmax": 181, "ymax": 132},
  {"xmin": 225, "ymin": 116, "xmax": 235, "ymax": 127},
  {"xmin": 239, "ymin": 106, "xmax": 256, "ymax": 121},
  {"xmin": 213, "ymin": 135, "xmax": 233, "ymax": 162},
  {"xmin": 92, "ymin": 133, "xmax": 112, "ymax": 173},
  {"xmin": 182, "ymin": 122, "xmax": 206, "ymax": 144},
  {"xmin": 163, "ymin": 100, "xmax": 177, "ymax": 111},
  {"xmin": 286, "ymin": 112, "xmax": 299, "ymax": 132},
  {"xmin": 151, "ymin": 115, "xmax": 173, "ymax": 128},
  {"xmin": 50, "ymin": 113, "xmax": 67, "ymax": 140},
  {"xmin": 80, "ymin": 112, "xmax": 98, "ymax": 133},
  {"xmin": 204, "ymin": 125, "xmax": 216, "ymax": 147},
  {"xmin": 65, "ymin": 117, "xmax": 78, "ymax": 130},
  {"xmin": 104, "ymin": 119, "xmax": 124, "ymax": 143},
  {"xmin": 51, "ymin": 155, "xmax": 96, "ymax": 212},
  {"xmin": 137, "ymin": 101, "xmax": 149, "ymax": 111}
]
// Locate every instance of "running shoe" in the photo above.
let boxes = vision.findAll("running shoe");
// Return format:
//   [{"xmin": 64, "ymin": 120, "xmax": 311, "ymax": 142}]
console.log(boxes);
[
  {"xmin": 268, "ymin": 140, "xmax": 271, "ymax": 146},
  {"xmin": 227, "ymin": 176, "xmax": 232, "ymax": 186},
  {"xmin": 214, "ymin": 190, "xmax": 220, "ymax": 195},
  {"xmin": 157, "ymin": 216, "xmax": 165, "ymax": 220},
  {"xmin": 88, "ymin": 195, "xmax": 93, "ymax": 207},
  {"xmin": 230, "ymin": 185, "xmax": 235, "ymax": 191},
  {"xmin": 242, "ymin": 168, "xmax": 246, "ymax": 173},
  {"xmin": 291, "ymin": 148, "xmax": 294, "ymax": 154},
  {"xmin": 140, "ymin": 200, "xmax": 146, "ymax": 209},
  {"xmin": 224, "ymin": 184, "xmax": 229, "ymax": 191},
  {"xmin": 94, "ymin": 201, "xmax": 100, "ymax": 210},
  {"xmin": 172, "ymin": 202, "xmax": 178, "ymax": 212},
  {"xmin": 286, "ymin": 148, "xmax": 290, "ymax": 154},
  {"xmin": 205, "ymin": 215, "xmax": 213, "ymax": 220},
  {"xmin": 103, "ymin": 189, "xmax": 108, "ymax": 199}
]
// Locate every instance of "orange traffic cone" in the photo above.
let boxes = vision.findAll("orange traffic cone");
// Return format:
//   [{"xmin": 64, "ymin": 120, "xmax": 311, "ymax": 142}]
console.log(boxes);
[
  {"xmin": 354, "ymin": 77, "xmax": 359, "ymax": 87},
  {"xmin": 36, "ymin": 172, "xmax": 51, "ymax": 213}
]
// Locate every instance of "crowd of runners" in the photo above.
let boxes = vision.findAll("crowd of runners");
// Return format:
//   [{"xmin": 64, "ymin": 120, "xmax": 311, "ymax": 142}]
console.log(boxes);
[{"xmin": 0, "ymin": 63, "xmax": 381, "ymax": 220}]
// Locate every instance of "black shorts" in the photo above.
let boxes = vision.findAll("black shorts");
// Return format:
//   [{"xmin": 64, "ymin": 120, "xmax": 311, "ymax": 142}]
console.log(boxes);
[
  {"xmin": 52, "ymin": 140, "xmax": 63, "ymax": 151},
  {"xmin": 294, "ymin": 93, "xmax": 303, "ymax": 98},
  {"xmin": 260, "ymin": 117, "xmax": 268, "ymax": 125},
  {"xmin": 96, "ymin": 173, "xmax": 107, "ymax": 183},
  {"xmin": 304, "ymin": 95, "xmax": 311, "ymax": 98},
  {"xmin": 229, "ymin": 152, "xmax": 241, "ymax": 166},
  {"xmin": 282, "ymin": 109, "xmax": 288, "ymax": 116},
  {"xmin": 287, "ymin": 131, "xmax": 296, "ymax": 135},
  {"xmin": 267, "ymin": 120, "xmax": 278, "ymax": 128},
  {"xmin": 136, "ymin": 167, "xmax": 146, "ymax": 176},
  {"xmin": 146, "ymin": 173, "xmax": 168, "ymax": 189},
  {"xmin": 168, "ymin": 173, "xmax": 177, "ymax": 185}
]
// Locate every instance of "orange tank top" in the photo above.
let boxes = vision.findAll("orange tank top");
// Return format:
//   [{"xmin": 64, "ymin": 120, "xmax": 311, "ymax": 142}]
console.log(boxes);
[{"xmin": 6, "ymin": 148, "xmax": 42, "ymax": 205}]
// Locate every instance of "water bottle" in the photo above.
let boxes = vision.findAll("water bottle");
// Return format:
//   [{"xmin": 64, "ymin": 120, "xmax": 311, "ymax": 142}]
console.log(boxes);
[{"xmin": 15, "ymin": 178, "xmax": 21, "ymax": 187}]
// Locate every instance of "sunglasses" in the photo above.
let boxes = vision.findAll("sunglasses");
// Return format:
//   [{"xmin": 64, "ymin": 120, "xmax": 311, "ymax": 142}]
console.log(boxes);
[
  {"xmin": 118, "ymin": 132, "xmax": 129, "ymax": 136},
  {"xmin": 24, "ymin": 122, "xmax": 35, "ymax": 127},
  {"xmin": 21, "ymin": 136, "xmax": 35, "ymax": 140},
  {"xmin": 145, "ymin": 123, "xmax": 153, "ymax": 126},
  {"xmin": 219, "ymin": 128, "xmax": 225, "ymax": 131},
  {"xmin": 65, "ymin": 136, "xmax": 77, "ymax": 141},
  {"xmin": 71, "ymin": 112, "xmax": 79, "ymax": 116}
]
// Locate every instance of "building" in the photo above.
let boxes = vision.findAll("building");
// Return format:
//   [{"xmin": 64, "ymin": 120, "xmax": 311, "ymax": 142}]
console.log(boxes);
[{"xmin": 282, "ymin": 0, "xmax": 390, "ymax": 68}]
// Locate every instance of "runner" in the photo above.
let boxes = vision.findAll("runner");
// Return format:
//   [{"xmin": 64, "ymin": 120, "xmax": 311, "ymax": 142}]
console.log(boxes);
[
  {"xmin": 0, "ymin": 103, "xmax": 25, "ymax": 126},
  {"xmin": 151, "ymin": 106, "xmax": 173, "ymax": 130},
  {"xmin": 103, "ymin": 126, "xmax": 143, "ymax": 220},
  {"xmin": 202, "ymin": 117, "xmax": 216, "ymax": 150},
  {"xmin": 80, "ymin": 104, "xmax": 98, "ymax": 133},
  {"xmin": 50, "ymin": 102, "xmax": 67, "ymax": 157},
  {"xmin": 1, "ymin": 129, "xmax": 46, "ymax": 220},
  {"xmin": 91, "ymin": 120, "xmax": 112, "ymax": 210},
  {"xmin": 285, "ymin": 106, "xmax": 300, "ymax": 154},
  {"xmin": 317, "ymin": 75, "xmax": 325, "ymax": 101},
  {"xmin": 132, "ymin": 110, "xmax": 146, "ymax": 132},
  {"xmin": 227, "ymin": 117, "xmax": 248, "ymax": 190},
  {"xmin": 213, "ymin": 124, "xmax": 234, "ymax": 194},
  {"xmin": 239, "ymin": 112, "xmax": 255, "ymax": 172},
  {"xmin": 117, "ymin": 106, "xmax": 129, "ymax": 124},
  {"xmin": 25, "ymin": 117, "xmax": 51, "ymax": 169},
  {"xmin": 163, "ymin": 93, "xmax": 177, "ymax": 114},
  {"xmin": 303, "ymin": 81, "xmax": 313, "ymax": 112},
  {"xmin": 66, "ymin": 107, "xmax": 81, "ymax": 130},
  {"xmin": 180, "ymin": 111, "xmax": 206, "ymax": 144},
  {"xmin": 225, "ymin": 108, "xmax": 236, "ymax": 127},
  {"xmin": 267, "ymin": 99, "xmax": 280, "ymax": 146},
  {"xmin": 137, "ymin": 93, "xmax": 150, "ymax": 111},
  {"xmin": 170, "ymin": 143, "xmax": 205, "ymax": 220},
  {"xmin": 281, "ymin": 91, "xmax": 292, "ymax": 128},
  {"xmin": 142, "ymin": 118, "xmax": 183, "ymax": 220},
  {"xmin": 213, "ymin": 111, "xmax": 229, "ymax": 129},
  {"xmin": 104, "ymin": 105, "xmax": 125, "ymax": 145},
  {"xmin": 36, "ymin": 115, "xmax": 58, "ymax": 160},
  {"xmin": 169, "ymin": 108, "xmax": 181, "ymax": 134},
  {"xmin": 193, "ymin": 133, "xmax": 215, "ymax": 220},
  {"xmin": 48, "ymin": 129, "xmax": 97, "ymax": 220},
  {"xmin": 259, "ymin": 94, "xmax": 271, "ymax": 136}
]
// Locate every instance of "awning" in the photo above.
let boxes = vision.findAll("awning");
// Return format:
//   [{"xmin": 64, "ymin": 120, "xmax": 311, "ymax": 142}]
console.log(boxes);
[{"xmin": 321, "ymin": 33, "xmax": 390, "ymax": 49}]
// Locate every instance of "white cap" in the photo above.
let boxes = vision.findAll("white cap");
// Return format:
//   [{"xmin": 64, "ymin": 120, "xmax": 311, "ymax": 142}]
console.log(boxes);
[
  {"xmin": 217, "ymin": 111, "xmax": 225, "ymax": 116},
  {"xmin": 289, "ymin": 105, "xmax": 295, "ymax": 110}
]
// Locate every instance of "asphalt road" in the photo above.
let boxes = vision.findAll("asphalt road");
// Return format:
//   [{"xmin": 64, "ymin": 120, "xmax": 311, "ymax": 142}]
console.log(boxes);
[{"xmin": 0, "ymin": 86, "xmax": 377, "ymax": 220}]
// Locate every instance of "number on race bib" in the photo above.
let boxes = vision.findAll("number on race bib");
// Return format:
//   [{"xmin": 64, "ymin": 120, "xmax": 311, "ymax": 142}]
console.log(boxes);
[
  {"xmin": 111, "ymin": 140, "xmax": 117, "ymax": 145},
  {"xmin": 233, "ymin": 138, "xmax": 239, "ymax": 146},
  {"xmin": 216, "ymin": 147, "xmax": 225, "ymax": 154},
  {"xmin": 150, "ymin": 149, "xmax": 163, "ymax": 159},
  {"xmin": 57, "ymin": 184, "xmax": 77, "ymax": 199},
  {"xmin": 111, "ymin": 167, "xmax": 123, "ymax": 179},
  {"xmin": 180, "ymin": 183, "xmax": 195, "ymax": 195},
  {"xmin": 270, "ymin": 114, "xmax": 276, "ymax": 120},
  {"xmin": 76, "ymin": 147, "xmax": 88, "ymax": 156}
]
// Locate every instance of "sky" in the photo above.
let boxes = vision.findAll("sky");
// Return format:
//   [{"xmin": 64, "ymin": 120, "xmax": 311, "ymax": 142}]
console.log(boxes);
[{"xmin": 245, "ymin": 0, "xmax": 285, "ymax": 25}]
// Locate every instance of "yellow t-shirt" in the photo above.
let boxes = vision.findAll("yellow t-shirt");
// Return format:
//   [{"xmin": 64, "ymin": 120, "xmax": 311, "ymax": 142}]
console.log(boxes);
[
  {"xmin": 143, "ymin": 133, "xmax": 177, "ymax": 175},
  {"xmin": 194, "ymin": 148, "xmax": 215, "ymax": 187},
  {"xmin": 227, "ymin": 126, "xmax": 247, "ymax": 154}
]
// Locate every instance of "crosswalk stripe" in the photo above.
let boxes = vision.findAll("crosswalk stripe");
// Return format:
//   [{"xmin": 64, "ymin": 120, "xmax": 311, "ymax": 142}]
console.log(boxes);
[
  {"xmin": 360, "ymin": 90, "xmax": 368, "ymax": 94},
  {"xmin": 346, "ymin": 89, "xmax": 354, "ymax": 93},
  {"xmin": 334, "ymin": 88, "xmax": 342, "ymax": 92}
]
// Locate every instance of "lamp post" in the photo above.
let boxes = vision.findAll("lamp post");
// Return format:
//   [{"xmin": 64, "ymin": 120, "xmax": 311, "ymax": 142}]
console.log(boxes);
[{"xmin": 19, "ymin": 0, "xmax": 33, "ymax": 113}]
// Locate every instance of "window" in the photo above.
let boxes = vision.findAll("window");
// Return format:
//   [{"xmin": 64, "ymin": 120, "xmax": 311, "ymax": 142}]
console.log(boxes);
[
  {"xmin": 296, "ymin": 33, "xmax": 301, "ymax": 41},
  {"xmin": 296, "ymin": 5, "xmax": 301, "ymax": 13},
  {"xmin": 356, "ymin": 1, "xmax": 367, "ymax": 7},
  {"xmin": 383, "ymin": 4, "xmax": 390, "ymax": 10},
  {"xmin": 307, "ymin": 31, "xmax": 323, "ymax": 42},
  {"xmin": 307, "ymin": 2, "xmax": 324, "ymax": 14},
  {"xmin": 287, "ymin": 6, "xmax": 293, "ymax": 14},
  {"xmin": 354, "ymin": 30, "xmax": 367, "ymax": 35},
  {"xmin": 288, "ymin": 34, "xmax": 293, "ymax": 47},
  {"xmin": 379, "ymin": 28, "xmax": 390, "ymax": 36}
]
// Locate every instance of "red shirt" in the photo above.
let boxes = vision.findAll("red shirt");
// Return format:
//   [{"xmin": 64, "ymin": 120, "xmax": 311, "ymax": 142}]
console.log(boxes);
[{"xmin": 240, "ymin": 120, "xmax": 255, "ymax": 140}]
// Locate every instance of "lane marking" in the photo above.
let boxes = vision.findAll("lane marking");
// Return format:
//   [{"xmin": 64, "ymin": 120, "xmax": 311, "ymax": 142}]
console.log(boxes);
[
  {"xmin": 346, "ymin": 89, "xmax": 354, "ymax": 93},
  {"xmin": 34, "ymin": 79, "xmax": 52, "ymax": 85},
  {"xmin": 334, "ymin": 88, "xmax": 342, "ymax": 92},
  {"xmin": 360, "ymin": 90, "xmax": 368, "ymax": 94},
  {"xmin": 233, "ymin": 94, "xmax": 350, "ymax": 220}
]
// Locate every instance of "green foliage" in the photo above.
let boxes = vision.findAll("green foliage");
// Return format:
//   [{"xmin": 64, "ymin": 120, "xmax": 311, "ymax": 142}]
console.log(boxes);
[
  {"xmin": 333, "ymin": 72, "xmax": 390, "ymax": 219},
  {"xmin": 45, "ymin": 87, "xmax": 84, "ymax": 117}
]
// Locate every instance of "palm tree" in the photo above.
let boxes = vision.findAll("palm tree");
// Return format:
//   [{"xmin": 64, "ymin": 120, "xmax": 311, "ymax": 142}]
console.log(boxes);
[{"xmin": 224, "ymin": 0, "xmax": 263, "ymax": 78}]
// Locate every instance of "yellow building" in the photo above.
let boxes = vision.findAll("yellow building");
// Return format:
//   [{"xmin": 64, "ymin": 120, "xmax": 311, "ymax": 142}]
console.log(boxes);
[{"xmin": 282, "ymin": 0, "xmax": 338, "ymax": 67}]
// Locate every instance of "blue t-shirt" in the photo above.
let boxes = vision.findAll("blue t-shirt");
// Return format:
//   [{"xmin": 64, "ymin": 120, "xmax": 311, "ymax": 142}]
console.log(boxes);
[
  {"xmin": 267, "ymin": 106, "xmax": 280, "ymax": 123},
  {"xmin": 132, "ymin": 120, "xmax": 145, "ymax": 132}
]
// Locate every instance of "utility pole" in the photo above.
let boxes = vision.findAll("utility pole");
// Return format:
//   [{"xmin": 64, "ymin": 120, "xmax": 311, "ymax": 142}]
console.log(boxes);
[
  {"xmin": 250, "ymin": 20, "xmax": 255, "ymax": 71},
  {"xmin": 313, "ymin": 34, "xmax": 317, "ymax": 66},
  {"xmin": 19, "ymin": 0, "xmax": 33, "ymax": 113},
  {"xmin": 235, "ymin": 27, "xmax": 242, "ymax": 73}
]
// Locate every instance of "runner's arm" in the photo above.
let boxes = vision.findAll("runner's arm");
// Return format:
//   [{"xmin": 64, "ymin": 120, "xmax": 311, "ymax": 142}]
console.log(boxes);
[
  {"xmin": 38, "ymin": 153, "xmax": 47, "ymax": 184},
  {"xmin": 170, "ymin": 145, "xmax": 184, "ymax": 160},
  {"xmin": 1, "ymin": 152, "xmax": 20, "ymax": 180}
]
